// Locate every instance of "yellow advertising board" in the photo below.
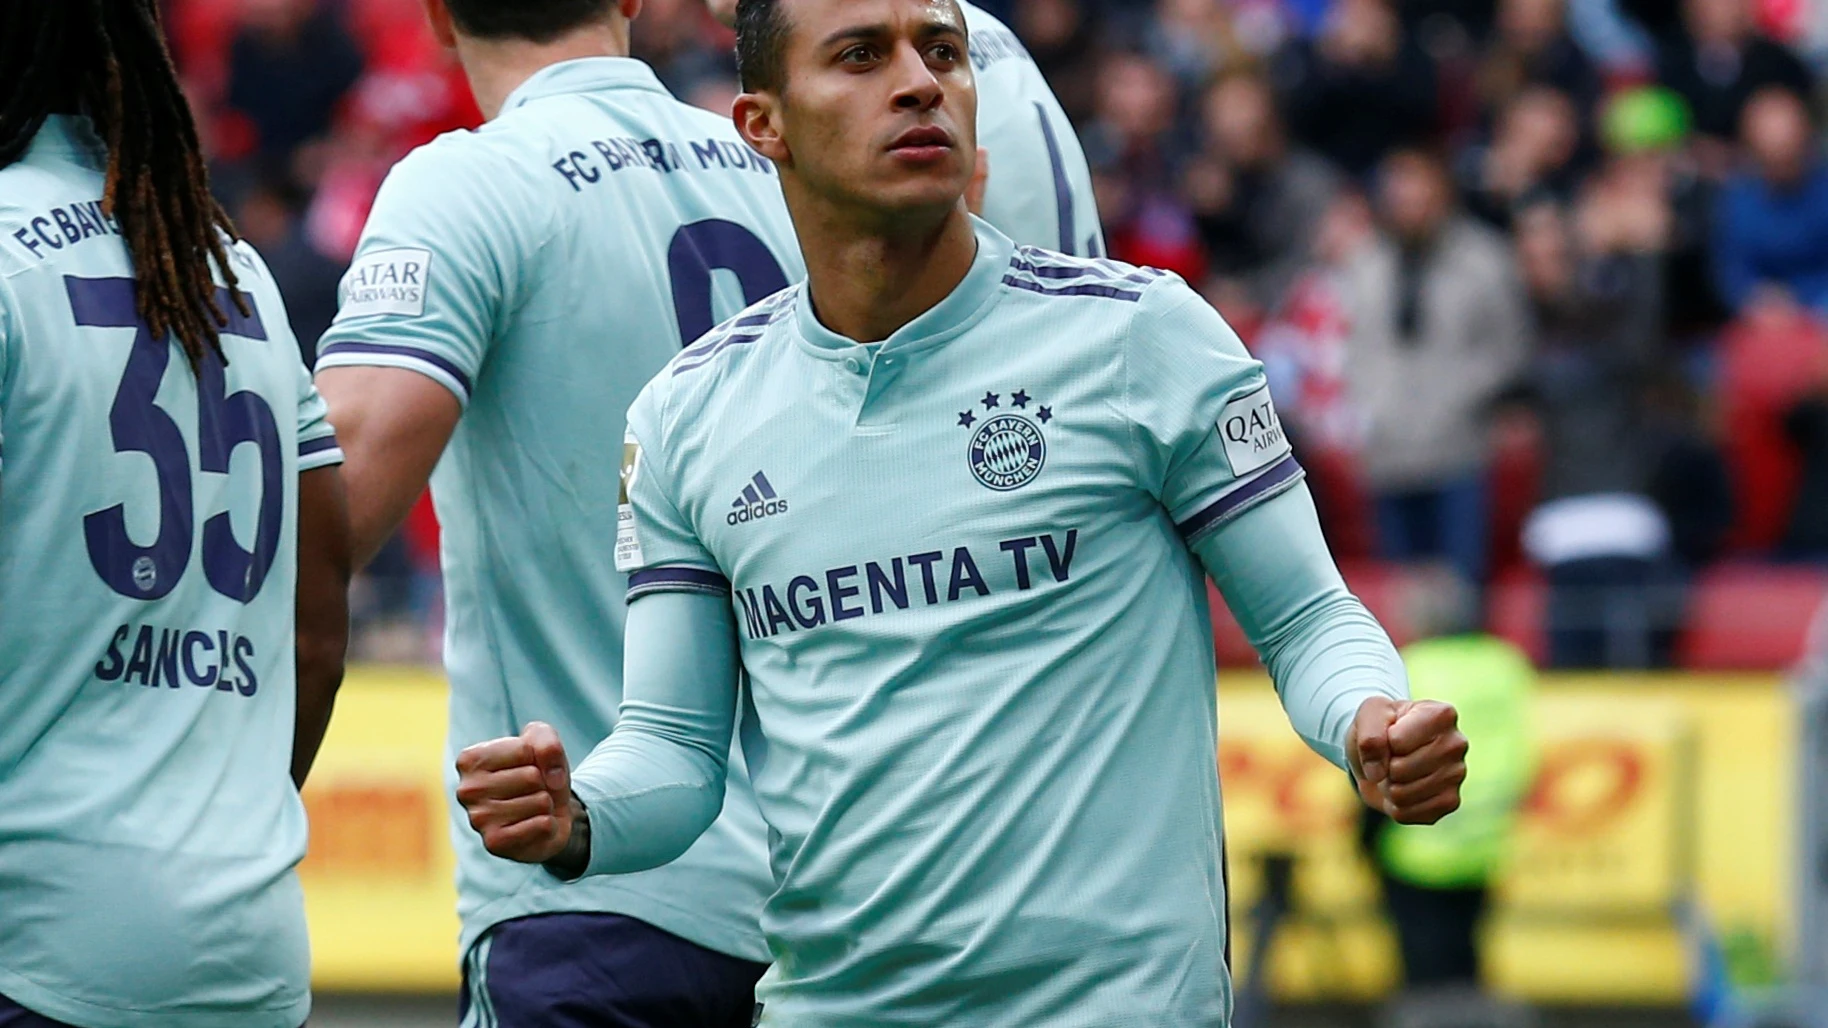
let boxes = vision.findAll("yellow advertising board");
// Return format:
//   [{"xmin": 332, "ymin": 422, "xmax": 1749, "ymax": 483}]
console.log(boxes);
[
  {"xmin": 304, "ymin": 669, "xmax": 1793, "ymax": 1001},
  {"xmin": 301, "ymin": 666, "xmax": 460, "ymax": 990},
  {"xmin": 1220, "ymin": 675, "xmax": 1791, "ymax": 1003}
]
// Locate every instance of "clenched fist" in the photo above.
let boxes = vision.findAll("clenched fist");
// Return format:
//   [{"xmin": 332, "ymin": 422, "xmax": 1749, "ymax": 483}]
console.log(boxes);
[
  {"xmin": 455, "ymin": 721, "xmax": 576, "ymax": 864},
  {"xmin": 1347, "ymin": 698, "xmax": 1468, "ymax": 825}
]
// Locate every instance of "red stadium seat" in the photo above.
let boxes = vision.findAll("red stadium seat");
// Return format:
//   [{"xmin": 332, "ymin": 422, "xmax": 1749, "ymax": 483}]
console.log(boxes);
[
  {"xmin": 1487, "ymin": 565, "xmax": 1548, "ymax": 666},
  {"xmin": 1301, "ymin": 445, "xmax": 1375, "ymax": 561},
  {"xmin": 1208, "ymin": 580, "xmax": 1259, "ymax": 668},
  {"xmin": 1719, "ymin": 311, "xmax": 1828, "ymax": 551},
  {"xmin": 1677, "ymin": 562, "xmax": 1828, "ymax": 670},
  {"xmin": 1486, "ymin": 417, "xmax": 1542, "ymax": 579}
]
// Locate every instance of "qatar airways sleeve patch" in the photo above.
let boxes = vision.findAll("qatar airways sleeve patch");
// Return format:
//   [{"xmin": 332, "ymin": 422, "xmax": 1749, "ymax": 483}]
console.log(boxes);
[
  {"xmin": 1218, "ymin": 385, "xmax": 1290, "ymax": 478},
  {"xmin": 335, "ymin": 247, "xmax": 433, "ymax": 321}
]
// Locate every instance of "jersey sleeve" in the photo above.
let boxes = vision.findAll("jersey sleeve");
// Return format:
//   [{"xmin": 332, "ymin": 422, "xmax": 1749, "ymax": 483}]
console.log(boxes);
[
  {"xmin": 294, "ymin": 358, "xmax": 344, "ymax": 472},
  {"xmin": 615, "ymin": 384, "xmax": 727, "ymax": 601},
  {"xmin": 1125, "ymin": 275, "xmax": 1303, "ymax": 545},
  {"xmin": 313, "ymin": 142, "xmax": 539, "ymax": 407}
]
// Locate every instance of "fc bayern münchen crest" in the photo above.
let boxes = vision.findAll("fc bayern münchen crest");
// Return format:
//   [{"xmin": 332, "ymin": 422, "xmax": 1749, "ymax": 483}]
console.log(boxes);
[{"xmin": 958, "ymin": 389, "xmax": 1051, "ymax": 491}]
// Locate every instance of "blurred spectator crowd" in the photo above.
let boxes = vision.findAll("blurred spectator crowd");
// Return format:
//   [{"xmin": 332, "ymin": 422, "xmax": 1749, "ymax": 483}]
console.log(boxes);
[{"xmin": 164, "ymin": 0, "xmax": 1828, "ymax": 669}]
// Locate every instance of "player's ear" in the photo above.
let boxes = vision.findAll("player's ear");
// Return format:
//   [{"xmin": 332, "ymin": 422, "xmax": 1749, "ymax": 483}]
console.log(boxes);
[
  {"xmin": 619, "ymin": 0, "xmax": 645, "ymax": 21},
  {"xmin": 421, "ymin": 0, "xmax": 458, "ymax": 49},
  {"xmin": 734, "ymin": 92, "xmax": 791, "ymax": 166}
]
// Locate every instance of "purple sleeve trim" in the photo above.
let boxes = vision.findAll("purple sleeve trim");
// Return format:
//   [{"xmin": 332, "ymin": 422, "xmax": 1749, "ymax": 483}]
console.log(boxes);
[{"xmin": 1175, "ymin": 455, "xmax": 1304, "ymax": 542}]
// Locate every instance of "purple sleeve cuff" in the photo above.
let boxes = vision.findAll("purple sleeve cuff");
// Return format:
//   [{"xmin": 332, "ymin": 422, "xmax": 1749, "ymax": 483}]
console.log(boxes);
[
  {"xmin": 1175, "ymin": 455, "xmax": 1305, "ymax": 543},
  {"xmin": 628, "ymin": 566, "xmax": 732, "ymax": 601}
]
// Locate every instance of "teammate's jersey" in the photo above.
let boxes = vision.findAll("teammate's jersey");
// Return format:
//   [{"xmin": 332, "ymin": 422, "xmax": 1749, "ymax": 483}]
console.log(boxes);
[
  {"xmin": 314, "ymin": 58, "xmax": 802, "ymax": 961},
  {"xmin": 961, "ymin": 2, "xmax": 1104, "ymax": 257},
  {"xmin": 618, "ymin": 219, "xmax": 1303, "ymax": 1025},
  {"xmin": 0, "ymin": 116, "xmax": 341, "ymax": 1028}
]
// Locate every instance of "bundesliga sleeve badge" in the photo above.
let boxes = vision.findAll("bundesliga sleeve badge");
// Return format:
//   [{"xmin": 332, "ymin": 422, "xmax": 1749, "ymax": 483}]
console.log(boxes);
[
  {"xmin": 615, "ymin": 434, "xmax": 644, "ymax": 572},
  {"xmin": 960, "ymin": 388, "xmax": 1050, "ymax": 492}
]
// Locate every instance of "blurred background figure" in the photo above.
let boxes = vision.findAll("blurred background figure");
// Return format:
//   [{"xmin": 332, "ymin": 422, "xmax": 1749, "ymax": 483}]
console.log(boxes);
[
  {"xmin": 1282, "ymin": 0, "xmax": 1438, "ymax": 178},
  {"xmin": 1656, "ymin": 0, "xmax": 1813, "ymax": 168},
  {"xmin": 1088, "ymin": 50, "xmax": 1208, "ymax": 277},
  {"xmin": 1480, "ymin": 0, "xmax": 1603, "ymax": 123},
  {"xmin": 1365, "ymin": 629, "xmax": 1538, "ymax": 1023},
  {"xmin": 1461, "ymin": 85, "xmax": 1589, "ymax": 230},
  {"xmin": 1345, "ymin": 148, "xmax": 1528, "ymax": 590},
  {"xmin": 1011, "ymin": 0, "xmax": 1102, "ymax": 121},
  {"xmin": 222, "ymin": 0, "xmax": 363, "ymax": 181},
  {"xmin": 1510, "ymin": 181, "xmax": 1685, "ymax": 668},
  {"xmin": 1713, "ymin": 87, "xmax": 1828, "ymax": 320},
  {"xmin": 1187, "ymin": 69, "xmax": 1341, "ymax": 331}
]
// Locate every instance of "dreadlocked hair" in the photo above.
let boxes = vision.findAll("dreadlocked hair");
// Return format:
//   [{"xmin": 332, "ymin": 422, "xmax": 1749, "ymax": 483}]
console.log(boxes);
[{"xmin": 0, "ymin": 0, "xmax": 247, "ymax": 368}]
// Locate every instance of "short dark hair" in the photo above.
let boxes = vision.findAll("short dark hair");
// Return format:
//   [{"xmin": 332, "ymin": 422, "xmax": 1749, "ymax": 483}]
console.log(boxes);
[
  {"xmin": 735, "ymin": 0, "xmax": 792, "ymax": 93},
  {"xmin": 445, "ymin": 0, "xmax": 617, "ymax": 44}
]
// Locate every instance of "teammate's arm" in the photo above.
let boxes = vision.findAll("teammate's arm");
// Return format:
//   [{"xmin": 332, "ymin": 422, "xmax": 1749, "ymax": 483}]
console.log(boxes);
[
  {"xmin": 313, "ymin": 145, "xmax": 533, "ymax": 566},
  {"xmin": 294, "ymin": 465, "xmax": 352, "ymax": 786},
  {"xmin": 455, "ymin": 590, "xmax": 741, "ymax": 875},
  {"xmin": 293, "ymin": 362, "xmax": 354, "ymax": 786},
  {"xmin": 314, "ymin": 368, "xmax": 461, "ymax": 566}
]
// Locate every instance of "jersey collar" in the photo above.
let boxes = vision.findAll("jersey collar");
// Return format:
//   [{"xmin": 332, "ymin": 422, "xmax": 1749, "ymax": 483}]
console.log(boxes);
[
  {"xmin": 27, "ymin": 115, "xmax": 107, "ymax": 164},
  {"xmin": 501, "ymin": 57, "xmax": 672, "ymax": 114},
  {"xmin": 794, "ymin": 216, "xmax": 1014, "ymax": 362}
]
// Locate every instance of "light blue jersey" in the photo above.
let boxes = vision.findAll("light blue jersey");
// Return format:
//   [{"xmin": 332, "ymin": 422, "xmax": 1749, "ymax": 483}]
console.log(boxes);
[
  {"xmin": 606, "ymin": 219, "xmax": 1402, "ymax": 1025},
  {"xmin": 0, "ymin": 116, "xmax": 342, "ymax": 1028},
  {"xmin": 314, "ymin": 58, "xmax": 803, "ymax": 962},
  {"xmin": 962, "ymin": 2, "xmax": 1104, "ymax": 256}
]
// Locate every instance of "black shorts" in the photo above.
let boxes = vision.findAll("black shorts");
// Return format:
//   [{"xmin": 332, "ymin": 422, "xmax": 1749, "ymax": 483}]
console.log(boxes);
[{"xmin": 459, "ymin": 912, "xmax": 768, "ymax": 1028}]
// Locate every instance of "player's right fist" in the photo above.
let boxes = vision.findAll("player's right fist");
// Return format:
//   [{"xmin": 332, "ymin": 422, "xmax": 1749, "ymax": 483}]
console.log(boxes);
[{"xmin": 455, "ymin": 721, "xmax": 574, "ymax": 864}]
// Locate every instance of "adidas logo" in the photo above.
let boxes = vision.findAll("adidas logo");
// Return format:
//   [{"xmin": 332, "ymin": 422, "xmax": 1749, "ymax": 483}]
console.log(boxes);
[{"xmin": 727, "ymin": 472, "xmax": 789, "ymax": 526}]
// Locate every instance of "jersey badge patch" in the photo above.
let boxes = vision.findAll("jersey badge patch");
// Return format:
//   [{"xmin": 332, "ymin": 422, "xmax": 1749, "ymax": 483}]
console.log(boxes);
[
  {"xmin": 335, "ymin": 247, "xmax": 433, "ymax": 321},
  {"xmin": 961, "ymin": 388, "xmax": 1049, "ymax": 492},
  {"xmin": 616, "ymin": 435, "xmax": 644, "ymax": 571},
  {"xmin": 1218, "ymin": 385, "xmax": 1289, "ymax": 478}
]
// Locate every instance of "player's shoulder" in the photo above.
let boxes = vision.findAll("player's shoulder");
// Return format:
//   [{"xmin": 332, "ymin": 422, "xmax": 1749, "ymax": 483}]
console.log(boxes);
[
  {"xmin": 640, "ymin": 287, "xmax": 801, "ymax": 423},
  {"xmin": 222, "ymin": 235, "xmax": 278, "ymax": 296},
  {"xmin": 376, "ymin": 121, "xmax": 569, "ymax": 237},
  {"xmin": 660, "ymin": 93, "xmax": 753, "ymax": 139},
  {"xmin": 1002, "ymin": 245, "xmax": 1180, "ymax": 306},
  {"xmin": 0, "ymin": 153, "xmax": 103, "ymax": 278},
  {"xmin": 385, "ymin": 125, "xmax": 534, "ymax": 199},
  {"xmin": 363, "ymin": 127, "xmax": 561, "ymax": 265}
]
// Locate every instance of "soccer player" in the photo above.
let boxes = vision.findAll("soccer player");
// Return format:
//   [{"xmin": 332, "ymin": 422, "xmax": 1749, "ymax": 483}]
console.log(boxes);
[
  {"xmin": 706, "ymin": 0, "xmax": 1102, "ymax": 255},
  {"xmin": 311, "ymin": 1, "xmax": 801, "ymax": 1023},
  {"xmin": 0, "ymin": 3, "xmax": 351, "ymax": 1027},
  {"xmin": 457, "ymin": 0, "xmax": 1469, "ymax": 1023}
]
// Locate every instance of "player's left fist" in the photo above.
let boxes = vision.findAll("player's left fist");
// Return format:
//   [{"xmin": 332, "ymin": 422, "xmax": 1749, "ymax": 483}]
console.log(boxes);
[
  {"xmin": 454, "ymin": 721, "xmax": 575, "ymax": 864},
  {"xmin": 1346, "ymin": 697, "xmax": 1468, "ymax": 825}
]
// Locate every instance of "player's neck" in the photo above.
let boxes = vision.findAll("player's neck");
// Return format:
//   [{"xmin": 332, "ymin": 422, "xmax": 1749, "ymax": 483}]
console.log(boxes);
[
  {"xmin": 799, "ymin": 207, "xmax": 979, "ymax": 345},
  {"xmin": 456, "ymin": 20, "xmax": 633, "ymax": 121}
]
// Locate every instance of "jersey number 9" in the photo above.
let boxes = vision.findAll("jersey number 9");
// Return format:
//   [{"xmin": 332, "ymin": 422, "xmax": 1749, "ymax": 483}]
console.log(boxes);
[{"xmin": 667, "ymin": 219, "xmax": 789, "ymax": 347}]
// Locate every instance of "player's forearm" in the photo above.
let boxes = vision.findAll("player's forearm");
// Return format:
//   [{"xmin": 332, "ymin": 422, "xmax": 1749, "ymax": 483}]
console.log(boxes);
[
  {"xmin": 568, "ymin": 590, "xmax": 741, "ymax": 877},
  {"xmin": 1194, "ymin": 482, "xmax": 1409, "ymax": 769},
  {"xmin": 293, "ymin": 467, "xmax": 353, "ymax": 788}
]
